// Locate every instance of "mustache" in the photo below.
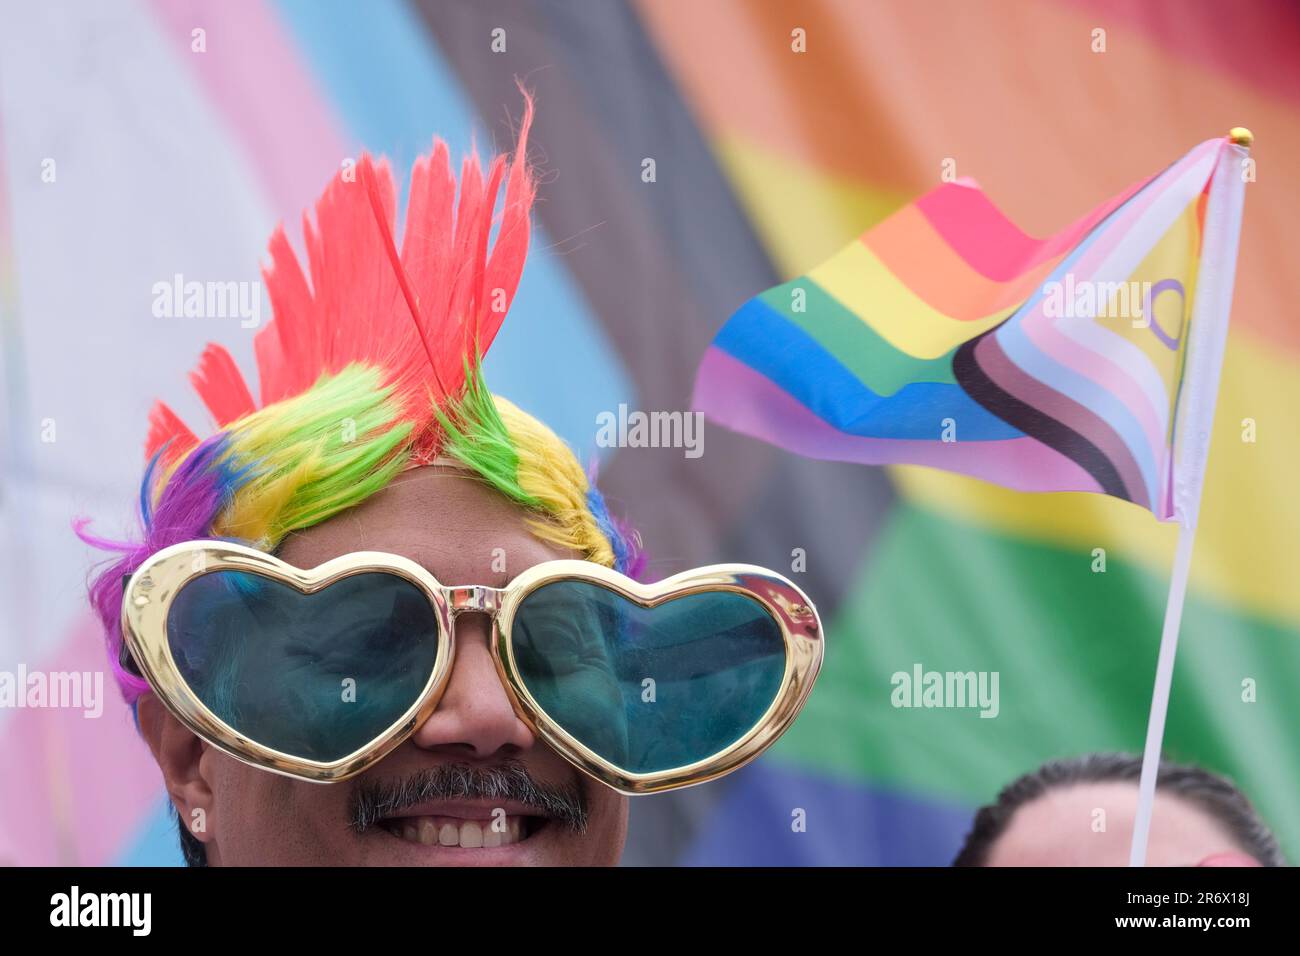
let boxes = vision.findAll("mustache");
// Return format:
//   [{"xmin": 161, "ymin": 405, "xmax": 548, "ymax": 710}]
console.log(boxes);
[{"xmin": 348, "ymin": 761, "xmax": 589, "ymax": 834}]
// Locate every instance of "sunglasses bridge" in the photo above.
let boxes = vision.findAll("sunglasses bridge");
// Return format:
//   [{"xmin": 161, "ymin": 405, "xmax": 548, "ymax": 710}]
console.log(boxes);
[{"xmin": 445, "ymin": 585, "xmax": 507, "ymax": 616}]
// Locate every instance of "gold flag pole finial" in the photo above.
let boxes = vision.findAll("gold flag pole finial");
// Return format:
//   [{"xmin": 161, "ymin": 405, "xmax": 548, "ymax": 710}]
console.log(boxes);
[{"xmin": 1229, "ymin": 127, "xmax": 1254, "ymax": 147}]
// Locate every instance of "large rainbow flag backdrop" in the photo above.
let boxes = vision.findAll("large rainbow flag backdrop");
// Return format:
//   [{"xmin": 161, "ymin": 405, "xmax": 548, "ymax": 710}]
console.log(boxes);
[{"xmin": 694, "ymin": 135, "xmax": 1248, "ymax": 523}]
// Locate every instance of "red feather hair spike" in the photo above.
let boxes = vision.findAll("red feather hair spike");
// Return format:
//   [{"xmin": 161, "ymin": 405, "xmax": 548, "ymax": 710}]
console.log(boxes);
[
  {"xmin": 144, "ymin": 400, "xmax": 198, "ymax": 467},
  {"xmin": 189, "ymin": 343, "xmax": 257, "ymax": 426},
  {"xmin": 143, "ymin": 92, "xmax": 538, "ymax": 464}
]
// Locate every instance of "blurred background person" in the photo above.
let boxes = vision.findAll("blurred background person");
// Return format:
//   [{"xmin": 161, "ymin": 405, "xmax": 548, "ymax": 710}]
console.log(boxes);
[{"xmin": 954, "ymin": 753, "xmax": 1285, "ymax": 866}]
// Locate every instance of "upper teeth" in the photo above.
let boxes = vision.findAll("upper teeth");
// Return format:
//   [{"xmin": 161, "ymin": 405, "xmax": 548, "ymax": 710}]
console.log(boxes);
[{"xmin": 388, "ymin": 816, "xmax": 526, "ymax": 848}]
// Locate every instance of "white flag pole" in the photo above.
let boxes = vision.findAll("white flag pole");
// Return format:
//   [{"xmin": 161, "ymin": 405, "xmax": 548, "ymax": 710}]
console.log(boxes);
[{"xmin": 1128, "ymin": 129, "xmax": 1251, "ymax": 867}]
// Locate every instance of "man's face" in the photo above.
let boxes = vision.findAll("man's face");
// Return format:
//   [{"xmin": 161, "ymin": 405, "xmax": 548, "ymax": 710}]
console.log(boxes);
[
  {"xmin": 983, "ymin": 782, "xmax": 1259, "ymax": 866},
  {"xmin": 138, "ymin": 466, "xmax": 629, "ymax": 865}
]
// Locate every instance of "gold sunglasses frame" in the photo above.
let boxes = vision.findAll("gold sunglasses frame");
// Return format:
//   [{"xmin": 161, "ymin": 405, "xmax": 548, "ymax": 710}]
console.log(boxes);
[{"xmin": 121, "ymin": 540, "xmax": 824, "ymax": 795}]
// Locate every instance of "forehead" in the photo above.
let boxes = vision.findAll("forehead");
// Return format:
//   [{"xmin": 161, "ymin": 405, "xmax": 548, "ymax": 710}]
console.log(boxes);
[
  {"xmin": 987, "ymin": 782, "xmax": 1237, "ymax": 866},
  {"xmin": 273, "ymin": 466, "xmax": 574, "ymax": 585}
]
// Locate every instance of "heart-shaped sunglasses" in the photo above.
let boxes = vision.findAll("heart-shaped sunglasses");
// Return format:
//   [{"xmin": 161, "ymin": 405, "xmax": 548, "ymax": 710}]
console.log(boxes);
[{"xmin": 120, "ymin": 541, "xmax": 823, "ymax": 794}]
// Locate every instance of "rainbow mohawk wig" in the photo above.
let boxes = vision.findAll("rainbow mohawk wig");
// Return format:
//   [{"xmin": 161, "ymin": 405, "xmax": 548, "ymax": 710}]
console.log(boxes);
[{"xmin": 80, "ymin": 96, "xmax": 642, "ymax": 703}]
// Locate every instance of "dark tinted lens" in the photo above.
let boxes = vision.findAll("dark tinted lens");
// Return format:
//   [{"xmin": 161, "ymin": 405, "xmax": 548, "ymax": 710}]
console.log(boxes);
[
  {"xmin": 167, "ymin": 570, "xmax": 441, "ymax": 762},
  {"xmin": 511, "ymin": 581, "xmax": 786, "ymax": 774}
]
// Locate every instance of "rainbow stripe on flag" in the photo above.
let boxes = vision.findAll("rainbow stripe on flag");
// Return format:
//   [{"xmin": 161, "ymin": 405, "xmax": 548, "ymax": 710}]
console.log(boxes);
[{"xmin": 694, "ymin": 137, "xmax": 1241, "ymax": 521}]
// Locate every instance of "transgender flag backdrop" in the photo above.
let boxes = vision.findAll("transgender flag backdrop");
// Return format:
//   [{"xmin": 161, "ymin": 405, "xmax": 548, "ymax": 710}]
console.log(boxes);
[{"xmin": 1, "ymin": 0, "xmax": 1297, "ymax": 866}]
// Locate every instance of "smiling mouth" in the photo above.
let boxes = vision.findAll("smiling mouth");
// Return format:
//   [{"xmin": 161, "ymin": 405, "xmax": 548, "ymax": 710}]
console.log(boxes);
[{"xmin": 378, "ymin": 814, "xmax": 545, "ymax": 849}]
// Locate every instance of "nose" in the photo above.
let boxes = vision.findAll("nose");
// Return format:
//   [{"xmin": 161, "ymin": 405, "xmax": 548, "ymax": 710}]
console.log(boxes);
[{"xmin": 409, "ymin": 611, "xmax": 536, "ymax": 758}]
